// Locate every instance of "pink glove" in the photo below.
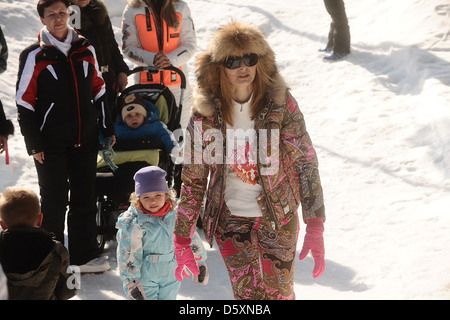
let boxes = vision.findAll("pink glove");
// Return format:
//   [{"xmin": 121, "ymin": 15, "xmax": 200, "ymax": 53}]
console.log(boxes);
[
  {"xmin": 299, "ymin": 218, "xmax": 325, "ymax": 279},
  {"xmin": 174, "ymin": 234, "xmax": 200, "ymax": 281}
]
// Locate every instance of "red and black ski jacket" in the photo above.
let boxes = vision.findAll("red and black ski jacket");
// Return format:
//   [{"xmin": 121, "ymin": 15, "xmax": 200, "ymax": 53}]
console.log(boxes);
[{"xmin": 16, "ymin": 27, "xmax": 114, "ymax": 155}]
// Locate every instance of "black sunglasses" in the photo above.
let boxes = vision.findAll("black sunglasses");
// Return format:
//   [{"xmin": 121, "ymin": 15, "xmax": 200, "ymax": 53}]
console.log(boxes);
[{"xmin": 223, "ymin": 53, "xmax": 259, "ymax": 69}]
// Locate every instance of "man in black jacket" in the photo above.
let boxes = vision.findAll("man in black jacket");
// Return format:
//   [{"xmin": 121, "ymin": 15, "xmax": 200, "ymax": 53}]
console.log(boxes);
[
  {"xmin": 16, "ymin": 0, "xmax": 115, "ymax": 271},
  {"xmin": 321, "ymin": 0, "xmax": 351, "ymax": 61}
]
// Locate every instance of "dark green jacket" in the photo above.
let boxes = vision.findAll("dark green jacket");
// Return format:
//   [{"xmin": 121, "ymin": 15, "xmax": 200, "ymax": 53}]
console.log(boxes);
[{"xmin": 0, "ymin": 227, "xmax": 77, "ymax": 300}]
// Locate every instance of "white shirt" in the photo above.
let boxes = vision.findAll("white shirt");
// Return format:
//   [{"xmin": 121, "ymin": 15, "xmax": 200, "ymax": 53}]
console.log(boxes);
[
  {"xmin": 224, "ymin": 98, "xmax": 263, "ymax": 217},
  {"xmin": 42, "ymin": 26, "xmax": 73, "ymax": 57},
  {"xmin": 121, "ymin": 1, "xmax": 197, "ymax": 130}
]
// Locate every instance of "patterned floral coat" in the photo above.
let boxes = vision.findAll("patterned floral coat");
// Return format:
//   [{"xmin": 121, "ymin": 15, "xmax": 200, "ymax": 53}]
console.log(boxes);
[{"xmin": 174, "ymin": 73, "xmax": 326, "ymax": 247}]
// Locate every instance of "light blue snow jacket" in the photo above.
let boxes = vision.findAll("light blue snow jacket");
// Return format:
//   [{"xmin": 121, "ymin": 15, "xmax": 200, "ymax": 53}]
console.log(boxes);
[{"xmin": 116, "ymin": 204, "xmax": 207, "ymax": 287}]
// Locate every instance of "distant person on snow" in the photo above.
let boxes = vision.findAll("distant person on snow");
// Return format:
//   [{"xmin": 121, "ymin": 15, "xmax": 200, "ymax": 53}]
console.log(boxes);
[{"xmin": 321, "ymin": 0, "xmax": 351, "ymax": 61}]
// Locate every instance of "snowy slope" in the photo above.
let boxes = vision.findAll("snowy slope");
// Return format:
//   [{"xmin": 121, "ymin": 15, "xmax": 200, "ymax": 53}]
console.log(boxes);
[{"xmin": 0, "ymin": 0, "xmax": 449, "ymax": 300}]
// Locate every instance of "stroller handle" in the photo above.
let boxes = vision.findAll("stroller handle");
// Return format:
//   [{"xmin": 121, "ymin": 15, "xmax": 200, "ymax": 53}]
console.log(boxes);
[{"xmin": 127, "ymin": 65, "xmax": 186, "ymax": 90}]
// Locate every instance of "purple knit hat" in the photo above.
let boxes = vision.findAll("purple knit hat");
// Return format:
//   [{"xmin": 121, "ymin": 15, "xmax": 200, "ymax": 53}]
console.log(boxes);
[{"xmin": 134, "ymin": 166, "xmax": 169, "ymax": 197}]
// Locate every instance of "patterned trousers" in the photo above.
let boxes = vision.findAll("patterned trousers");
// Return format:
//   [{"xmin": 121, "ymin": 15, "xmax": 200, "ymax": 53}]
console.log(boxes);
[{"xmin": 216, "ymin": 213, "xmax": 299, "ymax": 300}]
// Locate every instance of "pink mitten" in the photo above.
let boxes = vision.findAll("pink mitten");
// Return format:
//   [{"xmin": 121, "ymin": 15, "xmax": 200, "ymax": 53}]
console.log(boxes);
[
  {"xmin": 299, "ymin": 218, "xmax": 325, "ymax": 279},
  {"xmin": 174, "ymin": 234, "xmax": 200, "ymax": 281}
]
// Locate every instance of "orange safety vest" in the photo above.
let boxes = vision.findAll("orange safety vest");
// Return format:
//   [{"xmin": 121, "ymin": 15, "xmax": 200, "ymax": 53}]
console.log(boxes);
[{"xmin": 135, "ymin": 7, "xmax": 182, "ymax": 86}]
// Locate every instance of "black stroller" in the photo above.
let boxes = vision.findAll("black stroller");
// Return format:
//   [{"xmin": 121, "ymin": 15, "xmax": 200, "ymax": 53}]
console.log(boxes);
[{"xmin": 95, "ymin": 66, "xmax": 185, "ymax": 252}]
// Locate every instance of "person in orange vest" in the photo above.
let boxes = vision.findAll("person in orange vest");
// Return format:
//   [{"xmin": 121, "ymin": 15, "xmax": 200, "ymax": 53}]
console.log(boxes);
[{"xmin": 121, "ymin": 0, "xmax": 196, "ymax": 131}]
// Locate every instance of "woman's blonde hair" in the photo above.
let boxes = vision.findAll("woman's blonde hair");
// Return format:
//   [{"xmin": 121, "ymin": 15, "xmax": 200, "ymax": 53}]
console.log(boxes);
[
  {"xmin": 129, "ymin": 188, "xmax": 177, "ymax": 211},
  {"xmin": 0, "ymin": 188, "xmax": 41, "ymax": 228}
]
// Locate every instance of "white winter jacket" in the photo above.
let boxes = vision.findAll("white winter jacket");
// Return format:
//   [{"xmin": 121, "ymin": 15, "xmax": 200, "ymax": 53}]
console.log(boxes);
[
  {"xmin": 121, "ymin": 0, "xmax": 197, "ymax": 130},
  {"xmin": 122, "ymin": 0, "xmax": 196, "ymax": 69}
]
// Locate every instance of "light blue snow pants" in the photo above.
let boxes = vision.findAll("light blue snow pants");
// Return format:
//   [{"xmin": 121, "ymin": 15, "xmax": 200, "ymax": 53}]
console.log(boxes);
[{"xmin": 123, "ymin": 253, "xmax": 181, "ymax": 300}]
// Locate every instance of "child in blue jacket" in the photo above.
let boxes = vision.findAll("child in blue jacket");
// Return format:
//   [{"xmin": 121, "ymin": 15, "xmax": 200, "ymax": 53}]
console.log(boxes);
[
  {"xmin": 115, "ymin": 93, "xmax": 176, "ymax": 153},
  {"xmin": 116, "ymin": 166, "xmax": 207, "ymax": 300}
]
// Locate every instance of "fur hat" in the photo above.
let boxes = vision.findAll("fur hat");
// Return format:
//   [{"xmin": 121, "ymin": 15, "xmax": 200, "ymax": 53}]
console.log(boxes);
[
  {"xmin": 121, "ymin": 93, "xmax": 147, "ymax": 120},
  {"xmin": 208, "ymin": 21, "xmax": 273, "ymax": 63},
  {"xmin": 134, "ymin": 166, "xmax": 169, "ymax": 197},
  {"xmin": 195, "ymin": 21, "xmax": 278, "ymax": 96}
]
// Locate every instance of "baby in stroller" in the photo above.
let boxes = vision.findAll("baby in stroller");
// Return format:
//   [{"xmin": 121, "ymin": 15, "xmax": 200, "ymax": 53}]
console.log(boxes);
[
  {"xmin": 117, "ymin": 93, "xmax": 175, "ymax": 153},
  {"xmin": 95, "ymin": 86, "xmax": 179, "ymax": 251}
]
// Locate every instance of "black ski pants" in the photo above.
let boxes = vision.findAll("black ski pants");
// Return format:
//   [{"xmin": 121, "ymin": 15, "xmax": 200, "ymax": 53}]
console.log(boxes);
[
  {"xmin": 35, "ymin": 139, "xmax": 99, "ymax": 265},
  {"xmin": 324, "ymin": 0, "xmax": 351, "ymax": 54}
]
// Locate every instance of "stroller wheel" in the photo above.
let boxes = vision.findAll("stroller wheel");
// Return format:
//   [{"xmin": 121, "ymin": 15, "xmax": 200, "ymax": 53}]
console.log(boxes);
[{"xmin": 96, "ymin": 196, "xmax": 107, "ymax": 253}]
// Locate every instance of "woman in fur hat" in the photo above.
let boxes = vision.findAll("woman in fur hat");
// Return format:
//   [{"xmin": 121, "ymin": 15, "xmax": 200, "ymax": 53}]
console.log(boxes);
[
  {"xmin": 69, "ymin": 0, "xmax": 129, "ymax": 119},
  {"xmin": 173, "ymin": 21, "xmax": 327, "ymax": 300}
]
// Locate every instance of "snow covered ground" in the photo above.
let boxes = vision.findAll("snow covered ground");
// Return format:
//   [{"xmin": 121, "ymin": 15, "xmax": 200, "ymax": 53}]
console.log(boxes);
[{"xmin": 0, "ymin": 0, "xmax": 449, "ymax": 300}]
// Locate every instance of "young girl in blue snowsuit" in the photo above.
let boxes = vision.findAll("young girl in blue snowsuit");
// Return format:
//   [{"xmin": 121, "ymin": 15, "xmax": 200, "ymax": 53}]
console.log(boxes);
[{"xmin": 116, "ymin": 166, "xmax": 207, "ymax": 300}]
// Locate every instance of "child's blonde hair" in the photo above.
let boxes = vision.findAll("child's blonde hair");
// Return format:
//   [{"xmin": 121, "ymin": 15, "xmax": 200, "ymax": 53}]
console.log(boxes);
[
  {"xmin": 130, "ymin": 188, "xmax": 178, "ymax": 211},
  {"xmin": 0, "ymin": 188, "xmax": 40, "ymax": 228}
]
